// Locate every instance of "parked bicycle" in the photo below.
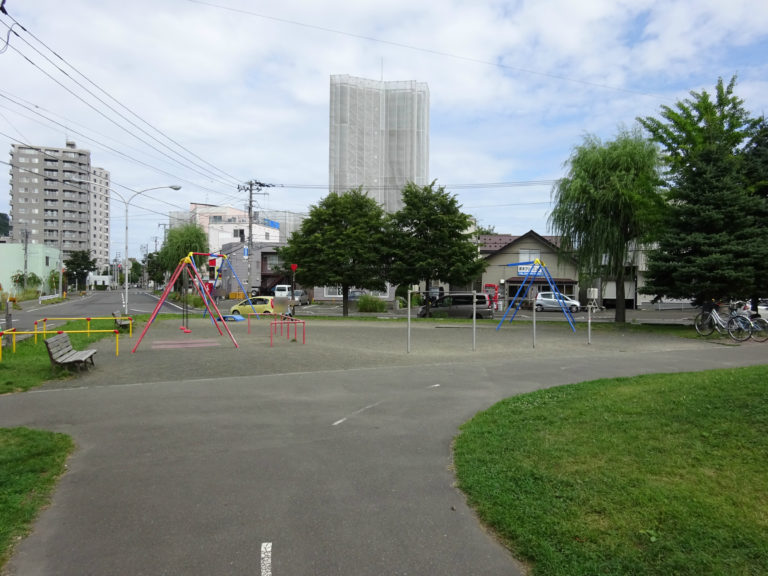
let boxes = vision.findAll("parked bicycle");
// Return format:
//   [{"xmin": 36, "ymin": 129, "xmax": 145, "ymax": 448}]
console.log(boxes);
[
  {"xmin": 693, "ymin": 302, "xmax": 730, "ymax": 336},
  {"xmin": 726, "ymin": 312, "xmax": 768, "ymax": 342},
  {"xmin": 694, "ymin": 301, "xmax": 768, "ymax": 342}
]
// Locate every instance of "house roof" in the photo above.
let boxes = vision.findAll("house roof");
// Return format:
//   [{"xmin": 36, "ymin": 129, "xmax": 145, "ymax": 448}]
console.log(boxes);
[{"xmin": 478, "ymin": 230, "xmax": 562, "ymax": 255}]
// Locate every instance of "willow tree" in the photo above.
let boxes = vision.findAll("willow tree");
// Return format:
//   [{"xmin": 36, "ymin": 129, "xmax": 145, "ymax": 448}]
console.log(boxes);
[
  {"xmin": 548, "ymin": 127, "xmax": 663, "ymax": 323},
  {"xmin": 158, "ymin": 223, "xmax": 208, "ymax": 292}
]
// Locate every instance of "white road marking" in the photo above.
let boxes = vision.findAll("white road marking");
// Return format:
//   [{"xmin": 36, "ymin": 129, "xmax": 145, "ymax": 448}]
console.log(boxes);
[
  {"xmin": 428, "ymin": 384, "xmax": 441, "ymax": 388},
  {"xmin": 261, "ymin": 542, "xmax": 272, "ymax": 576},
  {"xmin": 332, "ymin": 400, "xmax": 385, "ymax": 426}
]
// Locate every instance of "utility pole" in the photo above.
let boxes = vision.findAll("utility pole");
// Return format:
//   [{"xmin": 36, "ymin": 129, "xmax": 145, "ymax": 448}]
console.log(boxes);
[
  {"xmin": 237, "ymin": 180, "xmax": 273, "ymax": 293},
  {"xmin": 157, "ymin": 223, "xmax": 170, "ymax": 246},
  {"xmin": 22, "ymin": 228, "xmax": 29, "ymax": 289}
]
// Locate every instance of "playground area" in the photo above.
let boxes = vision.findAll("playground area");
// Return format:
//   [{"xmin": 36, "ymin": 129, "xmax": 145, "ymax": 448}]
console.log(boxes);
[
  {"xmin": 4, "ymin": 309, "xmax": 758, "ymax": 576},
  {"xmin": 46, "ymin": 314, "xmax": 705, "ymax": 390}
]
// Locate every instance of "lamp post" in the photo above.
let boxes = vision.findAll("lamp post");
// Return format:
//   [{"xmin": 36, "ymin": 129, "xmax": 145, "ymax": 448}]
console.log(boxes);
[{"xmin": 112, "ymin": 185, "xmax": 181, "ymax": 315}]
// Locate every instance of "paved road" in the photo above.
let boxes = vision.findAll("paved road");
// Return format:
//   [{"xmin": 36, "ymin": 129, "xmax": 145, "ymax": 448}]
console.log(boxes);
[
  {"xmin": 2, "ymin": 289, "xmax": 184, "ymax": 334},
  {"xmin": 1, "ymin": 315, "xmax": 764, "ymax": 575}
]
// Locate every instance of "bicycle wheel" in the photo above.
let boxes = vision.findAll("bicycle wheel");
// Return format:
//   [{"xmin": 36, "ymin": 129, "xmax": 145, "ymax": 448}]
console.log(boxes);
[
  {"xmin": 727, "ymin": 316, "xmax": 751, "ymax": 342},
  {"xmin": 713, "ymin": 314, "xmax": 729, "ymax": 334},
  {"xmin": 694, "ymin": 312, "xmax": 715, "ymax": 336},
  {"xmin": 750, "ymin": 317, "xmax": 768, "ymax": 342}
]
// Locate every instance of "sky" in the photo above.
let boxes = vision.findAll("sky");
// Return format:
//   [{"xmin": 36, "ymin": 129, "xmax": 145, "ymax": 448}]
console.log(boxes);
[{"xmin": 2, "ymin": 0, "xmax": 768, "ymax": 262}]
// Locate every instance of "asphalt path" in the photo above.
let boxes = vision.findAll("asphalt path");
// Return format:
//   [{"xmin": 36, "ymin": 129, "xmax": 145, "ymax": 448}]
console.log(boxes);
[
  {"xmin": 2, "ymin": 289, "xmax": 185, "ymax": 334},
  {"xmin": 1, "ymin": 309, "xmax": 765, "ymax": 575}
]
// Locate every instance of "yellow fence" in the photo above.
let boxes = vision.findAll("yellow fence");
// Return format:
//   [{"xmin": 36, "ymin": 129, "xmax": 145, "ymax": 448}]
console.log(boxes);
[
  {"xmin": 0, "ymin": 315, "xmax": 133, "ymax": 362},
  {"xmin": 35, "ymin": 316, "xmax": 133, "ymax": 339}
]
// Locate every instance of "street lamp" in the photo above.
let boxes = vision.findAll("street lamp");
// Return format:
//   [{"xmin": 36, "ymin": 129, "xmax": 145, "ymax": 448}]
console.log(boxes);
[{"xmin": 112, "ymin": 185, "xmax": 182, "ymax": 315}]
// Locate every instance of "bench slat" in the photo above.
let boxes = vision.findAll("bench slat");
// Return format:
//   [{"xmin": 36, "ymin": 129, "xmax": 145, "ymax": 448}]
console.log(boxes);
[{"xmin": 44, "ymin": 333, "xmax": 97, "ymax": 370}]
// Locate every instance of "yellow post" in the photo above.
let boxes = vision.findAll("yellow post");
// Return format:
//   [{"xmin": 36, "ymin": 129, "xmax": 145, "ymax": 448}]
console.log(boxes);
[
  {"xmin": 115, "ymin": 331, "xmax": 119, "ymax": 357},
  {"xmin": 87, "ymin": 318, "xmax": 91, "ymax": 336},
  {"xmin": 34, "ymin": 321, "xmax": 38, "ymax": 344},
  {"xmin": 12, "ymin": 332, "xmax": 17, "ymax": 353}
]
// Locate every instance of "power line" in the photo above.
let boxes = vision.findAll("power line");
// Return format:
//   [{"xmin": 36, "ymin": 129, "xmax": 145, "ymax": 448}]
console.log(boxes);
[
  {"xmin": 185, "ymin": 0, "xmax": 670, "ymax": 100},
  {"xmin": 0, "ymin": 13, "xmax": 243, "ymax": 187},
  {"xmin": 0, "ymin": 94, "xmax": 235, "ymax": 199},
  {"xmin": 2, "ymin": 39, "xmax": 237, "ymax": 187}
]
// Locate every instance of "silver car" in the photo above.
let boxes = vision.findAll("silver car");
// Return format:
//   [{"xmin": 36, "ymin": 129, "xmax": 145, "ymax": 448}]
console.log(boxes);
[
  {"xmin": 292, "ymin": 289, "xmax": 309, "ymax": 306},
  {"xmin": 535, "ymin": 291, "xmax": 581, "ymax": 313}
]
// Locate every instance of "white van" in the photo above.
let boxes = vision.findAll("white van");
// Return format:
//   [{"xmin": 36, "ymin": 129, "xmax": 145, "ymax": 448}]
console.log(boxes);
[{"xmin": 273, "ymin": 285, "xmax": 292, "ymax": 298}]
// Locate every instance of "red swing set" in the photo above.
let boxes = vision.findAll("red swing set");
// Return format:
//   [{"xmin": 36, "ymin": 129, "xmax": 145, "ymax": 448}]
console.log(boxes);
[{"xmin": 131, "ymin": 252, "xmax": 240, "ymax": 353}]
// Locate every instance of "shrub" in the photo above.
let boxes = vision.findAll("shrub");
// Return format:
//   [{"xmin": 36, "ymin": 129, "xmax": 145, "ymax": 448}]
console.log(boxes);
[{"xmin": 357, "ymin": 294, "xmax": 387, "ymax": 313}]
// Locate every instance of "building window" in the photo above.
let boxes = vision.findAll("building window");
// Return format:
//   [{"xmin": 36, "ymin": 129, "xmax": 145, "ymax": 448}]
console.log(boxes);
[{"xmin": 265, "ymin": 254, "xmax": 279, "ymax": 270}]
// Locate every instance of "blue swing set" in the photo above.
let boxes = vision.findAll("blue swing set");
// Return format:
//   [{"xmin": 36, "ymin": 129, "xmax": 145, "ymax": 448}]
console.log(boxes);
[{"xmin": 495, "ymin": 258, "xmax": 576, "ymax": 332}]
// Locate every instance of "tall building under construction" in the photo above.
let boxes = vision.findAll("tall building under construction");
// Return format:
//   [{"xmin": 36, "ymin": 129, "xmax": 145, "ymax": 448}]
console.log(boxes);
[{"xmin": 329, "ymin": 75, "xmax": 429, "ymax": 213}]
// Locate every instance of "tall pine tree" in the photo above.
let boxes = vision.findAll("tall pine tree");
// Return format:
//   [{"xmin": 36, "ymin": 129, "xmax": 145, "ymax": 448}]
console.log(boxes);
[{"xmin": 638, "ymin": 76, "xmax": 763, "ymax": 304}]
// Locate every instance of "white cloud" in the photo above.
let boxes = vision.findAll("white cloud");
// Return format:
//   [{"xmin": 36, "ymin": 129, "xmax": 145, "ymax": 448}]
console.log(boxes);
[{"xmin": 1, "ymin": 0, "xmax": 767, "ymax": 255}]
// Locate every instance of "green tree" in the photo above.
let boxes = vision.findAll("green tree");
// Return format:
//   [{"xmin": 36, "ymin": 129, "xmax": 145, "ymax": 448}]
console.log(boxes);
[
  {"xmin": 144, "ymin": 252, "xmax": 166, "ymax": 287},
  {"xmin": 549, "ymin": 127, "xmax": 663, "ymax": 323},
  {"xmin": 277, "ymin": 188, "xmax": 389, "ymax": 316},
  {"xmin": 158, "ymin": 224, "xmax": 208, "ymax": 288},
  {"xmin": 47, "ymin": 269, "xmax": 60, "ymax": 293},
  {"xmin": 743, "ymin": 120, "xmax": 768, "ymax": 310},
  {"xmin": 388, "ymin": 181, "xmax": 486, "ymax": 307},
  {"xmin": 11, "ymin": 271, "xmax": 42, "ymax": 290},
  {"xmin": 475, "ymin": 224, "xmax": 496, "ymax": 236},
  {"xmin": 129, "ymin": 260, "xmax": 142, "ymax": 285},
  {"xmin": 63, "ymin": 250, "xmax": 97, "ymax": 290},
  {"xmin": 638, "ymin": 76, "xmax": 763, "ymax": 304}
]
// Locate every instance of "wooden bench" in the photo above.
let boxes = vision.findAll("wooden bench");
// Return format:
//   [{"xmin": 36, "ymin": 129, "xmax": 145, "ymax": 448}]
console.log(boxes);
[
  {"xmin": 44, "ymin": 332, "xmax": 97, "ymax": 371},
  {"xmin": 113, "ymin": 311, "xmax": 131, "ymax": 331}
]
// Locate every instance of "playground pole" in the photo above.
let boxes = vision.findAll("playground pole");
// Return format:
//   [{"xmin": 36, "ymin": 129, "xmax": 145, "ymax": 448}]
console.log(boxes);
[
  {"xmin": 183, "ymin": 266, "xmax": 223, "ymax": 336},
  {"xmin": 407, "ymin": 289, "xmax": 412, "ymax": 353},
  {"xmin": 132, "ymin": 257, "xmax": 187, "ymax": 352},
  {"xmin": 472, "ymin": 290, "xmax": 476, "ymax": 352},
  {"xmin": 184, "ymin": 257, "xmax": 238, "ymax": 347}
]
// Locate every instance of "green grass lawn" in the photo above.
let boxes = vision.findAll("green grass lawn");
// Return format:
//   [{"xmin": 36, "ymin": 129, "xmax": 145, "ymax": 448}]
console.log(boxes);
[
  {"xmin": 454, "ymin": 365, "xmax": 768, "ymax": 576},
  {"xmin": 0, "ymin": 316, "xmax": 123, "ymax": 569},
  {"xmin": 0, "ymin": 317, "xmax": 124, "ymax": 394},
  {"xmin": 0, "ymin": 427, "xmax": 74, "ymax": 568}
]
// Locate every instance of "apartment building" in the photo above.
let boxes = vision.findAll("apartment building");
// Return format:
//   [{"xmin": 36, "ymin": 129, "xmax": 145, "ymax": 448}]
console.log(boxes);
[
  {"xmin": 8, "ymin": 141, "xmax": 110, "ymax": 271},
  {"xmin": 89, "ymin": 166, "xmax": 111, "ymax": 272}
]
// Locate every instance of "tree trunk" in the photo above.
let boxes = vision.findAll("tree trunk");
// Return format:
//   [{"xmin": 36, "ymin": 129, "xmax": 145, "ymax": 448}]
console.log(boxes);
[{"xmin": 615, "ymin": 269, "xmax": 626, "ymax": 323}]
